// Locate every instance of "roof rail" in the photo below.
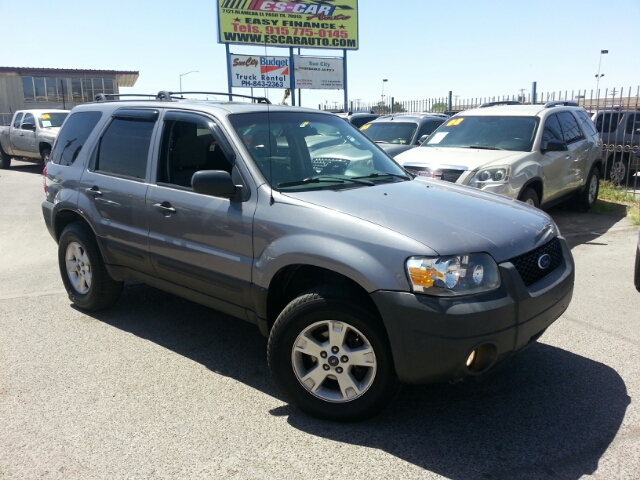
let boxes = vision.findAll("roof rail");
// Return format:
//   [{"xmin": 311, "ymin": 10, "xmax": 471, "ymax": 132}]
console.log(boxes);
[
  {"xmin": 479, "ymin": 101, "xmax": 523, "ymax": 108},
  {"xmin": 94, "ymin": 93, "xmax": 158, "ymax": 102},
  {"xmin": 168, "ymin": 91, "xmax": 271, "ymax": 104},
  {"xmin": 544, "ymin": 101, "xmax": 579, "ymax": 108}
]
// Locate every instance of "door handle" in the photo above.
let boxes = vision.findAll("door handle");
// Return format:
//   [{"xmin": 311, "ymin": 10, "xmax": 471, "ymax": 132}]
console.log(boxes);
[
  {"xmin": 85, "ymin": 186, "xmax": 102, "ymax": 196},
  {"xmin": 153, "ymin": 202, "xmax": 176, "ymax": 214},
  {"xmin": 565, "ymin": 155, "xmax": 572, "ymax": 160}
]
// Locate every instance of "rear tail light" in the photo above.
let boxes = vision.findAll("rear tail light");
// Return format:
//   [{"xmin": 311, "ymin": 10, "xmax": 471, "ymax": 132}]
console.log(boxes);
[{"xmin": 43, "ymin": 166, "xmax": 47, "ymax": 195}]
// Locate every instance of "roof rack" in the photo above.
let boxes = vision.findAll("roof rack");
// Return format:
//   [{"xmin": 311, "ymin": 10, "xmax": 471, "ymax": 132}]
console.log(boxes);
[
  {"xmin": 94, "ymin": 91, "xmax": 271, "ymax": 104},
  {"xmin": 479, "ymin": 101, "xmax": 523, "ymax": 108},
  {"xmin": 544, "ymin": 101, "xmax": 579, "ymax": 108},
  {"xmin": 94, "ymin": 93, "xmax": 158, "ymax": 102},
  {"xmin": 166, "ymin": 91, "xmax": 271, "ymax": 104}
]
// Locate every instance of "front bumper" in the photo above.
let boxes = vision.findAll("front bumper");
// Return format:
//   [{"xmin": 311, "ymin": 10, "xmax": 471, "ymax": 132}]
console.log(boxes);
[{"xmin": 371, "ymin": 236, "xmax": 574, "ymax": 384}]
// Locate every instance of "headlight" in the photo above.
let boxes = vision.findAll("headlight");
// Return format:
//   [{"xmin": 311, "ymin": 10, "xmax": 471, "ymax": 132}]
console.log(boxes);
[
  {"xmin": 469, "ymin": 165, "xmax": 511, "ymax": 188},
  {"xmin": 406, "ymin": 253, "xmax": 501, "ymax": 296}
]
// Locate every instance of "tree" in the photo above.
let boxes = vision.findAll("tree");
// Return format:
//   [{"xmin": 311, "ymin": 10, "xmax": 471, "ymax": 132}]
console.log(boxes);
[{"xmin": 430, "ymin": 102, "xmax": 447, "ymax": 112}]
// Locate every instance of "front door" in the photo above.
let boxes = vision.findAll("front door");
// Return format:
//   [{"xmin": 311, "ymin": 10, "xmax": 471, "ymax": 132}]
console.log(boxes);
[
  {"xmin": 12, "ymin": 112, "xmax": 37, "ymax": 156},
  {"xmin": 145, "ymin": 110, "xmax": 256, "ymax": 312}
]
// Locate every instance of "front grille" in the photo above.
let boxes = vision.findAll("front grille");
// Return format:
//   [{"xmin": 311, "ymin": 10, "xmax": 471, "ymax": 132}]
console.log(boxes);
[
  {"xmin": 509, "ymin": 237, "xmax": 562, "ymax": 287},
  {"xmin": 406, "ymin": 166, "xmax": 465, "ymax": 183}
]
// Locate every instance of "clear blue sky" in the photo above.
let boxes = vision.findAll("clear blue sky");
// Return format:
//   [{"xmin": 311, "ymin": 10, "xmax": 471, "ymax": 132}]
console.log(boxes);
[{"xmin": 2, "ymin": 0, "xmax": 639, "ymax": 109}]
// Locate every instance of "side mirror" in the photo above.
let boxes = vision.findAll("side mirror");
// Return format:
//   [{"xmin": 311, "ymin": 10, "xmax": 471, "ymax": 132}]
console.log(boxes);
[
  {"xmin": 192, "ymin": 170, "xmax": 243, "ymax": 201},
  {"xmin": 417, "ymin": 134, "xmax": 429, "ymax": 145},
  {"xmin": 21, "ymin": 122, "xmax": 36, "ymax": 131},
  {"xmin": 542, "ymin": 139, "xmax": 568, "ymax": 153}
]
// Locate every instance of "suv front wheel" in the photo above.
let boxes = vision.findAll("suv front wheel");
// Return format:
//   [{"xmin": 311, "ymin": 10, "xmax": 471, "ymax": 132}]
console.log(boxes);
[
  {"xmin": 267, "ymin": 287, "xmax": 399, "ymax": 422},
  {"xmin": 58, "ymin": 222, "xmax": 123, "ymax": 311}
]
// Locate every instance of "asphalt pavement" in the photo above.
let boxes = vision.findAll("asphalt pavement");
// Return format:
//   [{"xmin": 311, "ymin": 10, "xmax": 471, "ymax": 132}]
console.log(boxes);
[{"xmin": 1, "ymin": 160, "xmax": 639, "ymax": 479}]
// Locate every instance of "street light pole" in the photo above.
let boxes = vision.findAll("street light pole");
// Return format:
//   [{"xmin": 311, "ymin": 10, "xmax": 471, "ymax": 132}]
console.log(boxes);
[
  {"xmin": 595, "ymin": 50, "xmax": 608, "ymax": 111},
  {"xmin": 179, "ymin": 70, "xmax": 199, "ymax": 92},
  {"xmin": 381, "ymin": 79, "xmax": 388, "ymax": 112}
]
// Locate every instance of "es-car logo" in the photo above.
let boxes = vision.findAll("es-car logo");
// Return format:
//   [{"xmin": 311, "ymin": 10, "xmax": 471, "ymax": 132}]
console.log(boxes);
[{"xmin": 252, "ymin": 1, "xmax": 336, "ymax": 15}]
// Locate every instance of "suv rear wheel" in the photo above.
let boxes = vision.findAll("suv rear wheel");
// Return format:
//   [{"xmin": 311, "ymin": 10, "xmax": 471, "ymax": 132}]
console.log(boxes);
[
  {"xmin": 573, "ymin": 165, "xmax": 600, "ymax": 211},
  {"xmin": 267, "ymin": 286, "xmax": 399, "ymax": 422},
  {"xmin": 58, "ymin": 222, "xmax": 123, "ymax": 310}
]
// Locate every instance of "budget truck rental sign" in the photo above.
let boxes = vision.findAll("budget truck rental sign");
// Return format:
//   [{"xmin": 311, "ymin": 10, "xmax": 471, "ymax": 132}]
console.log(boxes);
[
  {"xmin": 218, "ymin": 0, "xmax": 359, "ymax": 50},
  {"xmin": 230, "ymin": 55, "xmax": 291, "ymax": 88}
]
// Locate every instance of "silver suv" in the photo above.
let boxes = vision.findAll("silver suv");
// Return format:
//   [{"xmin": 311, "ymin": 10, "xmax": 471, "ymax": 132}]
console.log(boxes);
[
  {"xmin": 396, "ymin": 101, "xmax": 602, "ymax": 210},
  {"xmin": 42, "ymin": 92, "xmax": 575, "ymax": 421}
]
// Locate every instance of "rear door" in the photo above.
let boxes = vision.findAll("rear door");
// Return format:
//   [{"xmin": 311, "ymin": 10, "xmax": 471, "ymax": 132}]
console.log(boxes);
[
  {"xmin": 557, "ymin": 111, "xmax": 589, "ymax": 192},
  {"xmin": 145, "ymin": 110, "xmax": 257, "ymax": 315},
  {"xmin": 78, "ymin": 108, "xmax": 159, "ymax": 276},
  {"xmin": 539, "ymin": 113, "xmax": 567, "ymax": 201}
]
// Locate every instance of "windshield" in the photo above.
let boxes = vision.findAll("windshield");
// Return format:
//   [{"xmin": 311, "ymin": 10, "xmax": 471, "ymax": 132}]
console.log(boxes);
[
  {"xmin": 360, "ymin": 122, "xmax": 417, "ymax": 144},
  {"xmin": 228, "ymin": 111, "xmax": 409, "ymax": 191},
  {"xmin": 38, "ymin": 112, "xmax": 68, "ymax": 128},
  {"xmin": 423, "ymin": 115, "xmax": 539, "ymax": 152}
]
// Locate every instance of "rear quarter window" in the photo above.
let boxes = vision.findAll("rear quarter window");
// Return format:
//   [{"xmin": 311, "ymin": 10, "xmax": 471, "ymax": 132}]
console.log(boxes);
[{"xmin": 51, "ymin": 111, "xmax": 103, "ymax": 166}]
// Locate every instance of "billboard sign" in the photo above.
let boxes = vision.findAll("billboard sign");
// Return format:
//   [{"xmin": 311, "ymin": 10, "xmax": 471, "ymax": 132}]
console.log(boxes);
[
  {"xmin": 230, "ymin": 55, "xmax": 291, "ymax": 88},
  {"xmin": 294, "ymin": 55, "xmax": 343, "ymax": 89},
  {"xmin": 218, "ymin": 0, "xmax": 358, "ymax": 50}
]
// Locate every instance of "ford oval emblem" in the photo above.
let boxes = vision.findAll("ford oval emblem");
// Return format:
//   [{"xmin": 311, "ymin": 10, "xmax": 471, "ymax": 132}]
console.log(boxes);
[{"xmin": 538, "ymin": 254, "xmax": 551, "ymax": 270}]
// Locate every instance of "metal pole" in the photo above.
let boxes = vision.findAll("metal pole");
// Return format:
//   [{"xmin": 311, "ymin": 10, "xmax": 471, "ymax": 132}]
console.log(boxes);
[
  {"xmin": 289, "ymin": 48, "xmax": 296, "ymax": 106},
  {"xmin": 297, "ymin": 48, "xmax": 302, "ymax": 106},
  {"xmin": 448, "ymin": 91, "xmax": 452, "ymax": 112},
  {"xmin": 226, "ymin": 44, "xmax": 233, "ymax": 101},
  {"xmin": 531, "ymin": 81, "xmax": 537, "ymax": 105},
  {"xmin": 343, "ymin": 49, "xmax": 348, "ymax": 112}
]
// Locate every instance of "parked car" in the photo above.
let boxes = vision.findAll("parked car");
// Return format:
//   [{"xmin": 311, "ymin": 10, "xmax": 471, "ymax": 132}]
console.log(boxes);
[
  {"xmin": 591, "ymin": 109, "xmax": 640, "ymax": 185},
  {"xmin": 396, "ymin": 101, "xmax": 603, "ymax": 210},
  {"xmin": 635, "ymin": 228, "xmax": 640, "ymax": 292},
  {"xmin": 336, "ymin": 111, "xmax": 380, "ymax": 128},
  {"xmin": 0, "ymin": 109, "xmax": 69, "ymax": 168},
  {"xmin": 42, "ymin": 92, "xmax": 574, "ymax": 422},
  {"xmin": 360, "ymin": 114, "xmax": 446, "ymax": 157}
]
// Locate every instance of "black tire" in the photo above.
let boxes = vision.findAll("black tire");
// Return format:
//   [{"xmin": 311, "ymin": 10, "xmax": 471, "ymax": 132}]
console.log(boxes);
[
  {"xmin": 0, "ymin": 148, "xmax": 11, "ymax": 169},
  {"xmin": 573, "ymin": 165, "xmax": 600, "ymax": 211},
  {"xmin": 41, "ymin": 148, "xmax": 51, "ymax": 166},
  {"xmin": 267, "ymin": 286, "xmax": 399, "ymax": 422},
  {"xmin": 634, "ymin": 245, "xmax": 640, "ymax": 293},
  {"xmin": 519, "ymin": 187, "xmax": 540, "ymax": 209},
  {"xmin": 605, "ymin": 155, "xmax": 627, "ymax": 186},
  {"xmin": 58, "ymin": 222, "xmax": 123, "ymax": 311}
]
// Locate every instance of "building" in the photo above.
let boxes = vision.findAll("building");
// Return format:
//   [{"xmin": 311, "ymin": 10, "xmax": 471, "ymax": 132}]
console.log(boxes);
[{"xmin": 0, "ymin": 67, "xmax": 139, "ymax": 123}]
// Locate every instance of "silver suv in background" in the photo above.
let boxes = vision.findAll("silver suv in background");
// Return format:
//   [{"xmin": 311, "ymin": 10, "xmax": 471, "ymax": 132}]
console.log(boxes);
[
  {"xmin": 396, "ymin": 101, "xmax": 602, "ymax": 210},
  {"xmin": 42, "ymin": 92, "xmax": 574, "ymax": 421}
]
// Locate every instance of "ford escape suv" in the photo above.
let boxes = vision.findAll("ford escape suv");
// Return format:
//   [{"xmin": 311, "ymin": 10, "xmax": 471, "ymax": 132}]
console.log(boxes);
[
  {"xmin": 42, "ymin": 92, "xmax": 574, "ymax": 421},
  {"xmin": 396, "ymin": 101, "xmax": 602, "ymax": 210}
]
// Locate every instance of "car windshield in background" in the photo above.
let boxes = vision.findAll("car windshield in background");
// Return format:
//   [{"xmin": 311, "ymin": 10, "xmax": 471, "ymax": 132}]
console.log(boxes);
[
  {"xmin": 424, "ymin": 116, "xmax": 539, "ymax": 152},
  {"xmin": 228, "ymin": 112, "xmax": 409, "ymax": 191},
  {"xmin": 360, "ymin": 122, "xmax": 417, "ymax": 145},
  {"xmin": 38, "ymin": 112, "xmax": 68, "ymax": 128}
]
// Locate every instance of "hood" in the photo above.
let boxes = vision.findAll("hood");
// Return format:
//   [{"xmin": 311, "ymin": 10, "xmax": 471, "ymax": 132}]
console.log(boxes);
[
  {"xmin": 285, "ymin": 178, "xmax": 556, "ymax": 262},
  {"xmin": 396, "ymin": 146, "xmax": 529, "ymax": 171},
  {"xmin": 377, "ymin": 143, "xmax": 415, "ymax": 157},
  {"xmin": 39, "ymin": 127, "xmax": 61, "ymax": 139}
]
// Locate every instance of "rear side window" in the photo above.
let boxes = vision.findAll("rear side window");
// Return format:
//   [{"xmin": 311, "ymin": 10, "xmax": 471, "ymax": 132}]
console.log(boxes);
[
  {"xmin": 574, "ymin": 110, "xmax": 598, "ymax": 137},
  {"xmin": 417, "ymin": 120, "xmax": 443, "ymax": 140},
  {"xmin": 95, "ymin": 118, "xmax": 155, "ymax": 179},
  {"xmin": 51, "ymin": 111, "xmax": 102, "ymax": 166},
  {"xmin": 557, "ymin": 112, "xmax": 585, "ymax": 144}
]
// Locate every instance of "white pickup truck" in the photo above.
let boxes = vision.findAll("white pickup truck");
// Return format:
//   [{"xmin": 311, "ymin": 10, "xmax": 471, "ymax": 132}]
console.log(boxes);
[{"xmin": 0, "ymin": 109, "xmax": 69, "ymax": 169}]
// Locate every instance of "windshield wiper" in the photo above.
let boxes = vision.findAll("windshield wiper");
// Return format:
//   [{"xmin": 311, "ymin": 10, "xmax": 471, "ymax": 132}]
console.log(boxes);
[
  {"xmin": 352, "ymin": 172, "xmax": 411, "ymax": 181},
  {"xmin": 374, "ymin": 140, "xmax": 390, "ymax": 144},
  {"xmin": 278, "ymin": 176, "xmax": 375, "ymax": 187},
  {"xmin": 468, "ymin": 145, "xmax": 504, "ymax": 150}
]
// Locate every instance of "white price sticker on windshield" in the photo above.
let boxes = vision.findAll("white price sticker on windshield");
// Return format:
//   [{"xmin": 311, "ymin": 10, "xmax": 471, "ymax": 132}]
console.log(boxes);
[
  {"xmin": 41, "ymin": 120, "xmax": 52, "ymax": 127},
  {"xmin": 428, "ymin": 132, "xmax": 449, "ymax": 145}
]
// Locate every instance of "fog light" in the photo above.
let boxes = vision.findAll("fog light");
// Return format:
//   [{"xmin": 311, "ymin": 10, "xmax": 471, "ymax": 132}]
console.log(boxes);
[{"xmin": 466, "ymin": 350, "xmax": 476, "ymax": 367}]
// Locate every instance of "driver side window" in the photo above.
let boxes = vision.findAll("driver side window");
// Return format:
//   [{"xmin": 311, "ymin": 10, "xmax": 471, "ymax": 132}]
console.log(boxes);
[{"xmin": 542, "ymin": 114, "xmax": 562, "ymax": 149}]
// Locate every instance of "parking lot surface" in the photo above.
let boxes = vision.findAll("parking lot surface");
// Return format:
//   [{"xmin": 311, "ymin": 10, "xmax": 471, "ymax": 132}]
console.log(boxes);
[{"xmin": 1, "ymin": 160, "xmax": 639, "ymax": 479}]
